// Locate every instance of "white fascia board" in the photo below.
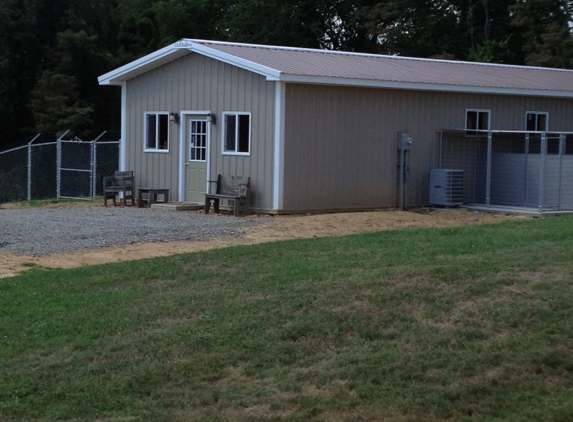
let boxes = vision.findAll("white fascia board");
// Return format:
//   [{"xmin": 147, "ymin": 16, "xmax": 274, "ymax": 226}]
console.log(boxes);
[
  {"xmin": 181, "ymin": 42, "xmax": 282, "ymax": 80},
  {"xmin": 98, "ymin": 43, "xmax": 186, "ymax": 85},
  {"xmin": 279, "ymin": 74, "xmax": 573, "ymax": 98}
]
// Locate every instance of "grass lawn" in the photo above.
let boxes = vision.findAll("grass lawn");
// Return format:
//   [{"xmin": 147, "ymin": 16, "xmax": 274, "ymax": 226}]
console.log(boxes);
[{"xmin": 1, "ymin": 216, "xmax": 573, "ymax": 421}]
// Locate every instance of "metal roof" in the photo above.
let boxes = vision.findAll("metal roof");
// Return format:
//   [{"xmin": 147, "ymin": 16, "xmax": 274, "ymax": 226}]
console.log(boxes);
[{"xmin": 99, "ymin": 39, "xmax": 573, "ymax": 98}]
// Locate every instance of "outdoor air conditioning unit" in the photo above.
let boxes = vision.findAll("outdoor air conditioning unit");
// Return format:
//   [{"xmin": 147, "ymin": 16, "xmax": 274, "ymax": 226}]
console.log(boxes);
[{"xmin": 429, "ymin": 169, "xmax": 464, "ymax": 206}]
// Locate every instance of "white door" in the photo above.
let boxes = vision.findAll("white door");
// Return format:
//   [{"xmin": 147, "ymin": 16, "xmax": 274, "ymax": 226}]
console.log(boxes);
[{"xmin": 185, "ymin": 118, "xmax": 208, "ymax": 203}]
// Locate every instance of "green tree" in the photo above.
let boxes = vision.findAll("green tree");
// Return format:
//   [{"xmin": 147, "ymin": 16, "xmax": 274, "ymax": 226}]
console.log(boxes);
[
  {"xmin": 29, "ymin": 30, "xmax": 96, "ymax": 137},
  {"xmin": 359, "ymin": 0, "xmax": 465, "ymax": 57},
  {"xmin": 466, "ymin": 38, "xmax": 516, "ymax": 63},
  {"xmin": 0, "ymin": 0, "xmax": 40, "ymax": 143},
  {"xmin": 29, "ymin": 24, "xmax": 121, "ymax": 138},
  {"xmin": 510, "ymin": 0, "xmax": 573, "ymax": 68},
  {"xmin": 525, "ymin": 22, "xmax": 573, "ymax": 68},
  {"xmin": 216, "ymin": 0, "xmax": 375, "ymax": 51}
]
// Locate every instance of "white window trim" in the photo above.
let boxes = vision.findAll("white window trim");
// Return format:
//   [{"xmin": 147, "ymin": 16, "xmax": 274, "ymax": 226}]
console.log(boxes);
[
  {"xmin": 525, "ymin": 111, "xmax": 549, "ymax": 131},
  {"xmin": 465, "ymin": 109, "xmax": 491, "ymax": 133},
  {"xmin": 144, "ymin": 111, "xmax": 170, "ymax": 153},
  {"xmin": 222, "ymin": 111, "xmax": 252, "ymax": 156}
]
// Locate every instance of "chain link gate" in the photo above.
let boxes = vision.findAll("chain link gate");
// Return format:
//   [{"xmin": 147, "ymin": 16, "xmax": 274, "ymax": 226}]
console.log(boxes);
[
  {"xmin": 58, "ymin": 132, "xmax": 95, "ymax": 201},
  {"xmin": 57, "ymin": 131, "xmax": 121, "ymax": 201}
]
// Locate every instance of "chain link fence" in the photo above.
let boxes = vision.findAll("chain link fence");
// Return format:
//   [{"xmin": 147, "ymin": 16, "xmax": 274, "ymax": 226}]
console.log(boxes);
[{"xmin": 0, "ymin": 131, "xmax": 120, "ymax": 204}]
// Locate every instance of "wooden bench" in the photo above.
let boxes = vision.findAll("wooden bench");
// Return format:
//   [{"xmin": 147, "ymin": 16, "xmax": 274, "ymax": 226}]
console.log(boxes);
[
  {"xmin": 103, "ymin": 171, "xmax": 135, "ymax": 206},
  {"xmin": 204, "ymin": 174, "xmax": 251, "ymax": 216}
]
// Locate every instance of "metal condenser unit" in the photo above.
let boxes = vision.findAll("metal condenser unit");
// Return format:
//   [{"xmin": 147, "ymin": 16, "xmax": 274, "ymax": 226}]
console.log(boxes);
[{"xmin": 429, "ymin": 169, "xmax": 464, "ymax": 206}]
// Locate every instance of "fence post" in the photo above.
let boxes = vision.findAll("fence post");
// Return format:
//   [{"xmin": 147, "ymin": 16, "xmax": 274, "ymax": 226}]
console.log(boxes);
[
  {"xmin": 524, "ymin": 133, "xmax": 529, "ymax": 207},
  {"xmin": 558, "ymin": 134, "xmax": 565, "ymax": 210},
  {"xmin": 25, "ymin": 134, "xmax": 42, "ymax": 202},
  {"xmin": 485, "ymin": 131, "xmax": 492, "ymax": 207},
  {"xmin": 55, "ymin": 130, "xmax": 70, "ymax": 200},
  {"xmin": 57, "ymin": 136, "xmax": 62, "ymax": 199},
  {"xmin": 91, "ymin": 131, "xmax": 106, "ymax": 201},
  {"xmin": 539, "ymin": 132, "xmax": 547, "ymax": 213},
  {"xmin": 27, "ymin": 142, "xmax": 32, "ymax": 202},
  {"xmin": 91, "ymin": 140, "xmax": 97, "ymax": 201}
]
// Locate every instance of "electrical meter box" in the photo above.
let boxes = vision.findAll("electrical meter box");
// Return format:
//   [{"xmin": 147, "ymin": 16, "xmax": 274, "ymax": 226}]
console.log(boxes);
[{"xmin": 399, "ymin": 132, "xmax": 413, "ymax": 150}]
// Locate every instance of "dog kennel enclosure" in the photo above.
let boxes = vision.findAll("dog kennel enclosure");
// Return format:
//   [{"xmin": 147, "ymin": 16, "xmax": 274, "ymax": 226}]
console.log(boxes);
[{"xmin": 438, "ymin": 129, "xmax": 573, "ymax": 213}]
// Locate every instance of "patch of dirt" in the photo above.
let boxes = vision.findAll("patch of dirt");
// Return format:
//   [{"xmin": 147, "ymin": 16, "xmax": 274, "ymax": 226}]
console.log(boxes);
[{"xmin": 0, "ymin": 206, "xmax": 527, "ymax": 279}]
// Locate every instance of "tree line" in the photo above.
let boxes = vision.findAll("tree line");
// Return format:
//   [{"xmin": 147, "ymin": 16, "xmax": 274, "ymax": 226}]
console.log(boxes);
[{"xmin": 1, "ymin": 0, "xmax": 571, "ymax": 147}]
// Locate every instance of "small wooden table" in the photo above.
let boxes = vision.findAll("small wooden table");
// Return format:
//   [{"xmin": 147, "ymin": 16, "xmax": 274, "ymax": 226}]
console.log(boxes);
[{"xmin": 138, "ymin": 188, "xmax": 169, "ymax": 208}]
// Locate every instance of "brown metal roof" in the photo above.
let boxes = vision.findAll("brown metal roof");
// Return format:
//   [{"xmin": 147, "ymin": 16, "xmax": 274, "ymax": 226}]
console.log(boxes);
[{"xmin": 195, "ymin": 40, "xmax": 573, "ymax": 94}]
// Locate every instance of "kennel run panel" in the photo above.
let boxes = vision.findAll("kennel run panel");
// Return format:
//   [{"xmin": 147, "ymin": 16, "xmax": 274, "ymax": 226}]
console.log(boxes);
[
  {"xmin": 438, "ymin": 130, "xmax": 573, "ymax": 211},
  {"xmin": 439, "ymin": 131, "xmax": 485, "ymax": 205}
]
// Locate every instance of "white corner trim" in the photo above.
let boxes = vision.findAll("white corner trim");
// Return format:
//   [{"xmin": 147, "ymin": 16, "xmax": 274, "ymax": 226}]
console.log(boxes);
[
  {"xmin": 178, "ymin": 113, "xmax": 186, "ymax": 202},
  {"xmin": 120, "ymin": 82, "xmax": 127, "ymax": 171},
  {"xmin": 273, "ymin": 82, "xmax": 286, "ymax": 210}
]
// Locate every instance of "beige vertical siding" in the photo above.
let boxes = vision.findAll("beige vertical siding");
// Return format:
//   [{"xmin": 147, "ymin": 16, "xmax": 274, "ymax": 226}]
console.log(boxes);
[
  {"xmin": 283, "ymin": 84, "xmax": 573, "ymax": 210},
  {"xmin": 125, "ymin": 54, "xmax": 275, "ymax": 209}
]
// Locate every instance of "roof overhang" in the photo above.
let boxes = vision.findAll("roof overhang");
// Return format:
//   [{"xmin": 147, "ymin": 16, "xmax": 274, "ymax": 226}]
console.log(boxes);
[{"xmin": 98, "ymin": 40, "xmax": 282, "ymax": 86}]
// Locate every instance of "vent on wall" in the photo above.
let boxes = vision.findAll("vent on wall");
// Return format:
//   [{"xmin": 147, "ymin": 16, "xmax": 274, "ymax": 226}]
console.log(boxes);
[{"xmin": 429, "ymin": 169, "xmax": 464, "ymax": 206}]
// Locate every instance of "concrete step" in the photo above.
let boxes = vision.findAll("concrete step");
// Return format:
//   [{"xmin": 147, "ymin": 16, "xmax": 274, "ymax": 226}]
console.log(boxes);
[{"xmin": 150, "ymin": 202, "xmax": 204, "ymax": 211}]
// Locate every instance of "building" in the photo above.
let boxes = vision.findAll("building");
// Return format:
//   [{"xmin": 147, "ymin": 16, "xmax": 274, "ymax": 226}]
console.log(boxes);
[{"xmin": 98, "ymin": 39, "xmax": 573, "ymax": 213}]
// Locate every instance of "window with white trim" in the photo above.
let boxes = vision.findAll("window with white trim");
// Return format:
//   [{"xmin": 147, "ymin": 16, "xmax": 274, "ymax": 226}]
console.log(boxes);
[
  {"xmin": 526, "ymin": 112, "xmax": 548, "ymax": 131},
  {"xmin": 223, "ymin": 112, "xmax": 250, "ymax": 154},
  {"xmin": 465, "ymin": 109, "xmax": 490, "ymax": 135},
  {"xmin": 145, "ymin": 112, "xmax": 169, "ymax": 151}
]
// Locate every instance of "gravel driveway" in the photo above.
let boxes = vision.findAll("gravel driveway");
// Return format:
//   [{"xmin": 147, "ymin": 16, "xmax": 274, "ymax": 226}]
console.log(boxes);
[{"xmin": 0, "ymin": 207, "xmax": 261, "ymax": 256}]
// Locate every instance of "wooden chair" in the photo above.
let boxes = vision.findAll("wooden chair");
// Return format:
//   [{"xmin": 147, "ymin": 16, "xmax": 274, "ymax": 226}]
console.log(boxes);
[
  {"xmin": 103, "ymin": 171, "xmax": 135, "ymax": 206},
  {"xmin": 205, "ymin": 174, "xmax": 251, "ymax": 216}
]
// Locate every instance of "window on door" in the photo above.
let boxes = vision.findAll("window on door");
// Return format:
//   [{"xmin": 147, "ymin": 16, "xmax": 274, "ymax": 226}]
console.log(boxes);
[
  {"xmin": 223, "ymin": 112, "xmax": 251, "ymax": 155},
  {"xmin": 526, "ymin": 112, "xmax": 548, "ymax": 131},
  {"xmin": 145, "ymin": 112, "xmax": 169, "ymax": 152},
  {"xmin": 465, "ymin": 109, "xmax": 490, "ymax": 135},
  {"xmin": 189, "ymin": 120, "xmax": 207, "ymax": 161}
]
